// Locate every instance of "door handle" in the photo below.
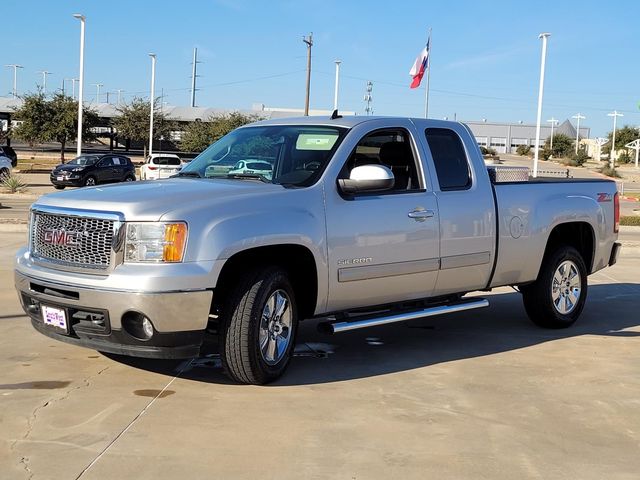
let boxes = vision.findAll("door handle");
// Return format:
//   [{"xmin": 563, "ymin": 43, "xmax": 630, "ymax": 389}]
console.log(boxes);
[{"xmin": 408, "ymin": 209, "xmax": 434, "ymax": 221}]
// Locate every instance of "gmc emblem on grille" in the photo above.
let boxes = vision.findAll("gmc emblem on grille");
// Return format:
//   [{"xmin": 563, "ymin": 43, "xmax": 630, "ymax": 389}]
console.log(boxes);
[{"xmin": 43, "ymin": 229, "xmax": 82, "ymax": 247}]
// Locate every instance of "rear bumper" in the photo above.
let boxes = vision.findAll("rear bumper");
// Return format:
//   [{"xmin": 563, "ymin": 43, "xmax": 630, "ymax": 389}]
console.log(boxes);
[
  {"xmin": 15, "ymin": 270, "xmax": 213, "ymax": 359},
  {"xmin": 609, "ymin": 242, "xmax": 621, "ymax": 266}
]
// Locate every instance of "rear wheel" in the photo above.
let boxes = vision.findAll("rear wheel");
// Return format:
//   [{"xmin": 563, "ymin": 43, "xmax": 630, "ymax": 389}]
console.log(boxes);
[
  {"xmin": 124, "ymin": 175, "xmax": 135, "ymax": 182},
  {"xmin": 521, "ymin": 245, "xmax": 587, "ymax": 328},
  {"xmin": 84, "ymin": 176, "xmax": 96, "ymax": 186},
  {"xmin": 219, "ymin": 267, "xmax": 298, "ymax": 385}
]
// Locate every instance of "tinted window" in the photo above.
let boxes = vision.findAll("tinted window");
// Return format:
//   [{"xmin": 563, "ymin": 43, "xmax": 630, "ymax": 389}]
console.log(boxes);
[
  {"xmin": 425, "ymin": 128, "xmax": 471, "ymax": 191},
  {"xmin": 154, "ymin": 157, "xmax": 181, "ymax": 166},
  {"xmin": 99, "ymin": 158, "xmax": 114, "ymax": 167},
  {"xmin": 112, "ymin": 157, "xmax": 122, "ymax": 165}
]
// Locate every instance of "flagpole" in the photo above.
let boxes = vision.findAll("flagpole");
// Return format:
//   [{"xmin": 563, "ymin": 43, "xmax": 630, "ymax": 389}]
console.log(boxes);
[{"xmin": 424, "ymin": 28, "xmax": 431, "ymax": 119}]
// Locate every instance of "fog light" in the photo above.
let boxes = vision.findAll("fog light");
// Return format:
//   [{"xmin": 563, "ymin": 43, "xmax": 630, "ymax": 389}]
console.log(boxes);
[{"xmin": 121, "ymin": 311, "xmax": 155, "ymax": 340}]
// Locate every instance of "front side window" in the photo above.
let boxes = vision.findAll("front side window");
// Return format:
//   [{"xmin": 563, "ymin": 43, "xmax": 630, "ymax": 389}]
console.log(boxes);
[
  {"xmin": 425, "ymin": 128, "xmax": 471, "ymax": 191},
  {"xmin": 69, "ymin": 155, "xmax": 99, "ymax": 166},
  {"xmin": 179, "ymin": 125, "xmax": 346, "ymax": 186},
  {"xmin": 341, "ymin": 129, "xmax": 421, "ymax": 192}
]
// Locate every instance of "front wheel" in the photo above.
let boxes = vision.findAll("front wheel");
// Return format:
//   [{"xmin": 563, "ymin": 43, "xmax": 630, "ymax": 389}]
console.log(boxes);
[
  {"xmin": 219, "ymin": 267, "xmax": 298, "ymax": 384},
  {"xmin": 521, "ymin": 245, "xmax": 588, "ymax": 328},
  {"xmin": 54, "ymin": 185, "xmax": 65, "ymax": 190},
  {"xmin": 84, "ymin": 176, "xmax": 96, "ymax": 186}
]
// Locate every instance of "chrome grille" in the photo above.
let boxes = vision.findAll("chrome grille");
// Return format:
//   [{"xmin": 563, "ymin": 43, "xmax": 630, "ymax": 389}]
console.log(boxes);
[{"xmin": 31, "ymin": 212, "xmax": 115, "ymax": 270}]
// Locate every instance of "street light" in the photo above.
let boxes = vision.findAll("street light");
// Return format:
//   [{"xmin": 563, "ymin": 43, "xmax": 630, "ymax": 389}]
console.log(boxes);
[
  {"xmin": 4, "ymin": 64, "xmax": 23, "ymax": 98},
  {"xmin": 546, "ymin": 117, "xmax": 558, "ymax": 156},
  {"xmin": 533, "ymin": 33, "xmax": 551, "ymax": 178},
  {"xmin": 92, "ymin": 83, "xmax": 103, "ymax": 103},
  {"xmin": 572, "ymin": 113, "xmax": 585, "ymax": 154},
  {"xmin": 73, "ymin": 13, "xmax": 86, "ymax": 157},
  {"xmin": 148, "ymin": 53, "xmax": 157, "ymax": 156},
  {"xmin": 607, "ymin": 110, "xmax": 623, "ymax": 169},
  {"xmin": 37, "ymin": 71, "xmax": 52, "ymax": 95},
  {"xmin": 333, "ymin": 59, "xmax": 341, "ymax": 111}
]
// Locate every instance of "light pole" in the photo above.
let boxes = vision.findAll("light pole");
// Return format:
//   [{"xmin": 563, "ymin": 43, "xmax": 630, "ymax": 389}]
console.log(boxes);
[
  {"xmin": 607, "ymin": 110, "xmax": 623, "ymax": 169},
  {"xmin": 5, "ymin": 64, "xmax": 23, "ymax": 98},
  {"xmin": 92, "ymin": 83, "xmax": 103, "ymax": 103},
  {"xmin": 116, "ymin": 89, "xmax": 124, "ymax": 105},
  {"xmin": 333, "ymin": 59, "xmax": 341, "ymax": 111},
  {"xmin": 148, "ymin": 53, "xmax": 157, "ymax": 156},
  {"xmin": 533, "ymin": 32, "xmax": 551, "ymax": 178},
  {"xmin": 37, "ymin": 71, "xmax": 52, "ymax": 95},
  {"xmin": 572, "ymin": 113, "xmax": 585, "ymax": 154},
  {"xmin": 73, "ymin": 13, "xmax": 86, "ymax": 157},
  {"xmin": 546, "ymin": 117, "xmax": 558, "ymax": 156}
]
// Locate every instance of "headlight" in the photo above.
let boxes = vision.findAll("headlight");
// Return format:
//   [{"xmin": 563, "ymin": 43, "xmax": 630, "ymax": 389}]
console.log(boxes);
[
  {"xmin": 125, "ymin": 222, "xmax": 188, "ymax": 263},
  {"xmin": 72, "ymin": 167, "xmax": 85, "ymax": 172}
]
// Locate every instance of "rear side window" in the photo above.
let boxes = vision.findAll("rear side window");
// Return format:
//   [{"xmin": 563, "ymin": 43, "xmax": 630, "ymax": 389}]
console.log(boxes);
[{"xmin": 425, "ymin": 128, "xmax": 471, "ymax": 191}]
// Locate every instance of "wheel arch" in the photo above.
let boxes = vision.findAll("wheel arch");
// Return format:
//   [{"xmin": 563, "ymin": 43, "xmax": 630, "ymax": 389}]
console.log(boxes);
[
  {"xmin": 213, "ymin": 244, "xmax": 319, "ymax": 320},
  {"xmin": 541, "ymin": 221, "xmax": 595, "ymax": 274}
]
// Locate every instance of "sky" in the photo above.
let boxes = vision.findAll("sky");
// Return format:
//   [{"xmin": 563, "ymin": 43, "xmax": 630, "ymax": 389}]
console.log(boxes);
[{"xmin": 2, "ymin": 0, "xmax": 640, "ymax": 136}]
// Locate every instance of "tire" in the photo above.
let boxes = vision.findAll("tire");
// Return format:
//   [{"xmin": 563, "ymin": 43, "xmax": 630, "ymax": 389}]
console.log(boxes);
[
  {"xmin": 521, "ymin": 245, "xmax": 588, "ymax": 328},
  {"xmin": 124, "ymin": 175, "xmax": 135, "ymax": 182},
  {"xmin": 0, "ymin": 168, "xmax": 9, "ymax": 179},
  {"xmin": 84, "ymin": 176, "xmax": 97, "ymax": 186},
  {"xmin": 219, "ymin": 267, "xmax": 298, "ymax": 385},
  {"xmin": 54, "ymin": 185, "xmax": 65, "ymax": 190}
]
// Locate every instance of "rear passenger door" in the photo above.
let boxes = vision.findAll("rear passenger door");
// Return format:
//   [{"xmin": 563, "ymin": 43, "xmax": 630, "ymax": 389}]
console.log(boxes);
[
  {"xmin": 96, "ymin": 157, "xmax": 116, "ymax": 182},
  {"xmin": 325, "ymin": 120, "xmax": 440, "ymax": 312},
  {"xmin": 421, "ymin": 125, "xmax": 496, "ymax": 295}
]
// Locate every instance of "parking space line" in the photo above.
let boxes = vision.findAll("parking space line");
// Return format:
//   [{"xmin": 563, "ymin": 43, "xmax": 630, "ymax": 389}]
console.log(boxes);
[{"xmin": 74, "ymin": 358, "xmax": 194, "ymax": 479}]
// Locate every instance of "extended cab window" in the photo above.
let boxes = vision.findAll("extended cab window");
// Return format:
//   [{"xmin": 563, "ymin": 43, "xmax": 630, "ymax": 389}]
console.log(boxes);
[
  {"xmin": 425, "ymin": 128, "xmax": 471, "ymax": 191},
  {"xmin": 343, "ymin": 129, "xmax": 421, "ymax": 191}
]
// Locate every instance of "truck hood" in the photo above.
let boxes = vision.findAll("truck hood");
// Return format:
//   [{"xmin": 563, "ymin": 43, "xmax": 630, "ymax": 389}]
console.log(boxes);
[{"xmin": 32, "ymin": 178, "xmax": 286, "ymax": 221}]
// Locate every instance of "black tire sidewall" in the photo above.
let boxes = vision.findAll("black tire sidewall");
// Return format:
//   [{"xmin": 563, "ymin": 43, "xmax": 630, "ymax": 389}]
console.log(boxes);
[{"xmin": 523, "ymin": 246, "xmax": 588, "ymax": 328}]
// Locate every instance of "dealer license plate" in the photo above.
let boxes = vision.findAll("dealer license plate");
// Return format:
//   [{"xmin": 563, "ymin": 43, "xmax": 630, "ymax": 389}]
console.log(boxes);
[
  {"xmin": 42, "ymin": 305, "xmax": 68, "ymax": 333},
  {"xmin": 57, "ymin": 176, "xmax": 64, "ymax": 181}
]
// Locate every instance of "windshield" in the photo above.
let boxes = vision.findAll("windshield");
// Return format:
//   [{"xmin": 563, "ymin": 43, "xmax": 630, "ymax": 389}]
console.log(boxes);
[
  {"xmin": 68, "ymin": 155, "xmax": 99, "ymax": 166},
  {"xmin": 179, "ymin": 125, "xmax": 346, "ymax": 186}
]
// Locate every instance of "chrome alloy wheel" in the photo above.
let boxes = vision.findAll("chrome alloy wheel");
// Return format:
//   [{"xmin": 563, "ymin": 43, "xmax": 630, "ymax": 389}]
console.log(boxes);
[
  {"xmin": 85, "ymin": 177, "xmax": 96, "ymax": 186},
  {"xmin": 259, "ymin": 289, "xmax": 292, "ymax": 365},
  {"xmin": 551, "ymin": 260, "xmax": 581, "ymax": 315}
]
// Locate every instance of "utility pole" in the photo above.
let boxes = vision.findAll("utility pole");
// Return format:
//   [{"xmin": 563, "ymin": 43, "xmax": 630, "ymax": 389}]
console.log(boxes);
[
  {"xmin": 547, "ymin": 117, "xmax": 558, "ymax": 155},
  {"xmin": 572, "ymin": 113, "xmax": 585, "ymax": 154},
  {"xmin": 92, "ymin": 83, "xmax": 103, "ymax": 103},
  {"xmin": 37, "ymin": 71, "xmax": 52, "ymax": 95},
  {"xmin": 5, "ymin": 64, "xmax": 23, "ymax": 98},
  {"xmin": 533, "ymin": 32, "xmax": 551, "ymax": 178},
  {"xmin": 608, "ymin": 110, "xmax": 623, "ymax": 169},
  {"xmin": 190, "ymin": 47, "xmax": 200, "ymax": 107},
  {"xmin": 364, "ymin": 81, "xmax": 373, "ymax": 115},
  {"xmin": 333, "ymin": 59, "xmax": 341, "ymax": 111},
  {"xmin": 303, "ymin": 33, "xmax": 313, "ymax": 116}
]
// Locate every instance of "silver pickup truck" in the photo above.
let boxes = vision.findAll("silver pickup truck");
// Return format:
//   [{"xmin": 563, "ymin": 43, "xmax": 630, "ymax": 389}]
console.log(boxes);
[{"xmin": 15, "ymin": 116, "xmax": 621, "ymax": 384}]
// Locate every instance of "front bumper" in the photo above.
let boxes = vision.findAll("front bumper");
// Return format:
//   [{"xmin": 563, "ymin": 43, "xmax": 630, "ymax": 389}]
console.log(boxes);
[
  {"xmin": 50, "ymin": 174, "xmax": 84, "ymax": 186},
  {"xmin": 15, "ymin": 270, "xmax": 213, "ymax": 359}
]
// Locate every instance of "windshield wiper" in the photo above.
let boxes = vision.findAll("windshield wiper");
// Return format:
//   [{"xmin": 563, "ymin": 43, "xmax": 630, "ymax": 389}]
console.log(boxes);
[
  {"xmin": 175, "ymin": 171, "xmax": 202, "ymax": 178},
  {"xmin": 225, "ymin": 173, "xmax": 271, "ymax": 183}
]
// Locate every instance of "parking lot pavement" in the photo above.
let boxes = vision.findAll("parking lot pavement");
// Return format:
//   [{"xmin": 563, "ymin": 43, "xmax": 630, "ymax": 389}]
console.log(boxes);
[{"xmin": 1, "ymin": 232, "xmax": 639, "ymax": 479}]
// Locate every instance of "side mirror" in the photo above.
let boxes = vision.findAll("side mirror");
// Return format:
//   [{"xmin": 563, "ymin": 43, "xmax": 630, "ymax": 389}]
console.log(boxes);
[{"xmin": 338, "ymin": 164, "xmax": 395, "ymax": 195}]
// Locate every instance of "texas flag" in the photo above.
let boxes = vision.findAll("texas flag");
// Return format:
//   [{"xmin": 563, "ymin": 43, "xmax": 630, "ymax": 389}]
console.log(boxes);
[{"xmin": 409, "ymin": 40, "xmax": 430, "ymax": 89}]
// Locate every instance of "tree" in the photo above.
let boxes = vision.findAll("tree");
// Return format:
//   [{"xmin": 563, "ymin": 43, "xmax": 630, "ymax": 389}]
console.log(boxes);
[
  {"xmin": 46, "ymin": 93, "xmax": 98, "ymax": 162},
  {"xmin": 12, "ymin": 92, "xmax": 50, "ymax": 150},
  {"xmin": 544, "ymin": 133, "xmax": 573, "ymax": 158},
  {"xmin": 180, "ymin": 112, "xmax": 261, "ymax": 153},
  {"xmin": 603, "ymin": 125, "xmax": 639, "ymax": 157},
  {"xmin": 113, "ymin": 97, "xmax": 172, "ymax": 157}
]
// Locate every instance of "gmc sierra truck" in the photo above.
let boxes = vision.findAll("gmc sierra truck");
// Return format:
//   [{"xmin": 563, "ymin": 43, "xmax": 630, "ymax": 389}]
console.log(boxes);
[{"xmin": 15, "ymin": 116, "xmax": 621, "ymax": 384}]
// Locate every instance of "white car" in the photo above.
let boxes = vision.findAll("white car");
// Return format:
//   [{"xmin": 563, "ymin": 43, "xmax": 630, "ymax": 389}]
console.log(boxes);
[
  {"xmin": 227, "ymin": 159, "xmax": 273, "ymax": 179},
  {"xmin": 140, "ymin": 154, "xmax": 185, "ymax": 180},
  {"xmin": 0, "ymin": 155, "xmax": 12, "ymax": 178}
]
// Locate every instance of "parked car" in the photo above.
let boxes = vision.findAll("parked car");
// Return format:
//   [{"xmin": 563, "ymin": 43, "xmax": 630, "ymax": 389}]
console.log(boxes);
[
  {"xmin": 140, "ymin": 153, "xmax": 185, "ymax": 180},
  {"xmin": 50, "ymin": 154, "xmax": 136, "ymax": 189},
  {"xmin": 16, "ymin": 116, "xmax": 620, "ymax": 385},
  {"xmin": 227, "ymin": 159, "xmax": 273, "ymax": 179},
  {"xmin": 0, "ymin": 145, "xmax": 17, "ymax": 168},
  {"xmin": 0, "ymin": 154, "xmax": 12, "ymax": 177}
]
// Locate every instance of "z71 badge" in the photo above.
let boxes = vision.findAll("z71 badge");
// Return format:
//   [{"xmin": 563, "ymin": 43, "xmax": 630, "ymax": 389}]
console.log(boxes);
[{"xmin": 597, "ymin": 193, "xmax": 612, "ymax": 202}]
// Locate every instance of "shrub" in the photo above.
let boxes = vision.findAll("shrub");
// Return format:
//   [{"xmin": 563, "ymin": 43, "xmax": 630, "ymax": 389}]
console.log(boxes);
[
  {"xmin": 516, "ymin": 145, "xmax": 531, "ymax": 156},
  {"xmin": 480, "ymin": 146, "xmax": 497, "ymax": 156},
  {"xmin": 620, "ymin": 215, "xmax": 640, "ymax": 226},
  {"xmin": 598, "ymin": 165, "xmax": 621, "ymax": 178},
  {"xmin": 617, "ymin": 151, "xmax": 631, "ymax": 164},
  {"xmin": 540, "ymin": 147, "xmax": 552, "ymax": 160},
  {"xmin": 569, "ymin": 149, "xmax": 590, "ymax": 166},
  {"xmin": 1, "ymin": 173, "xmax": 28, "ymax": 193}
]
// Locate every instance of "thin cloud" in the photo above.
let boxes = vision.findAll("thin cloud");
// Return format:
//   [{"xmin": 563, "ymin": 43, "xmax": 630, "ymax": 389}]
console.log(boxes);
[{"xmin": 443, "ymin": 47, "xmax": 527, "ymax": 70}]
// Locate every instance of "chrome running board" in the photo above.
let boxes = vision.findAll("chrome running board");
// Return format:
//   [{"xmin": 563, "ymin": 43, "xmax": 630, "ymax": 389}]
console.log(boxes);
[{"xmin": 320, "ymin": 298, "xmax": 489, "ymax": 334}]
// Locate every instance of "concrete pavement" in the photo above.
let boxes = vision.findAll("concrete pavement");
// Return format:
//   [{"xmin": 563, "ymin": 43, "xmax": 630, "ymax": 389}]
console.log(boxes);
[{"xmin": 1, "ymin": 229, "xmax": 640, "ymax": 479}]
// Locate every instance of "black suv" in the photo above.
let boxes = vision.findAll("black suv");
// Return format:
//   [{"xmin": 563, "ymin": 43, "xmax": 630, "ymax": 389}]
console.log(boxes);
[
  {"xmin": 0, "ymin": 146, "xmax": 17, "ymax": 168},
  {"xmin": 50, "ymin": 154, "xmax": 136, "ymax": 189}
]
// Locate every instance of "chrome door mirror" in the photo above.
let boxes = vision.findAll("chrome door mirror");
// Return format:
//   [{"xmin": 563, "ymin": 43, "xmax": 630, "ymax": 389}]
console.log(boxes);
[{"xmin": 338, "ymin": 164, "xmax": 395, "ymax": 195}]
